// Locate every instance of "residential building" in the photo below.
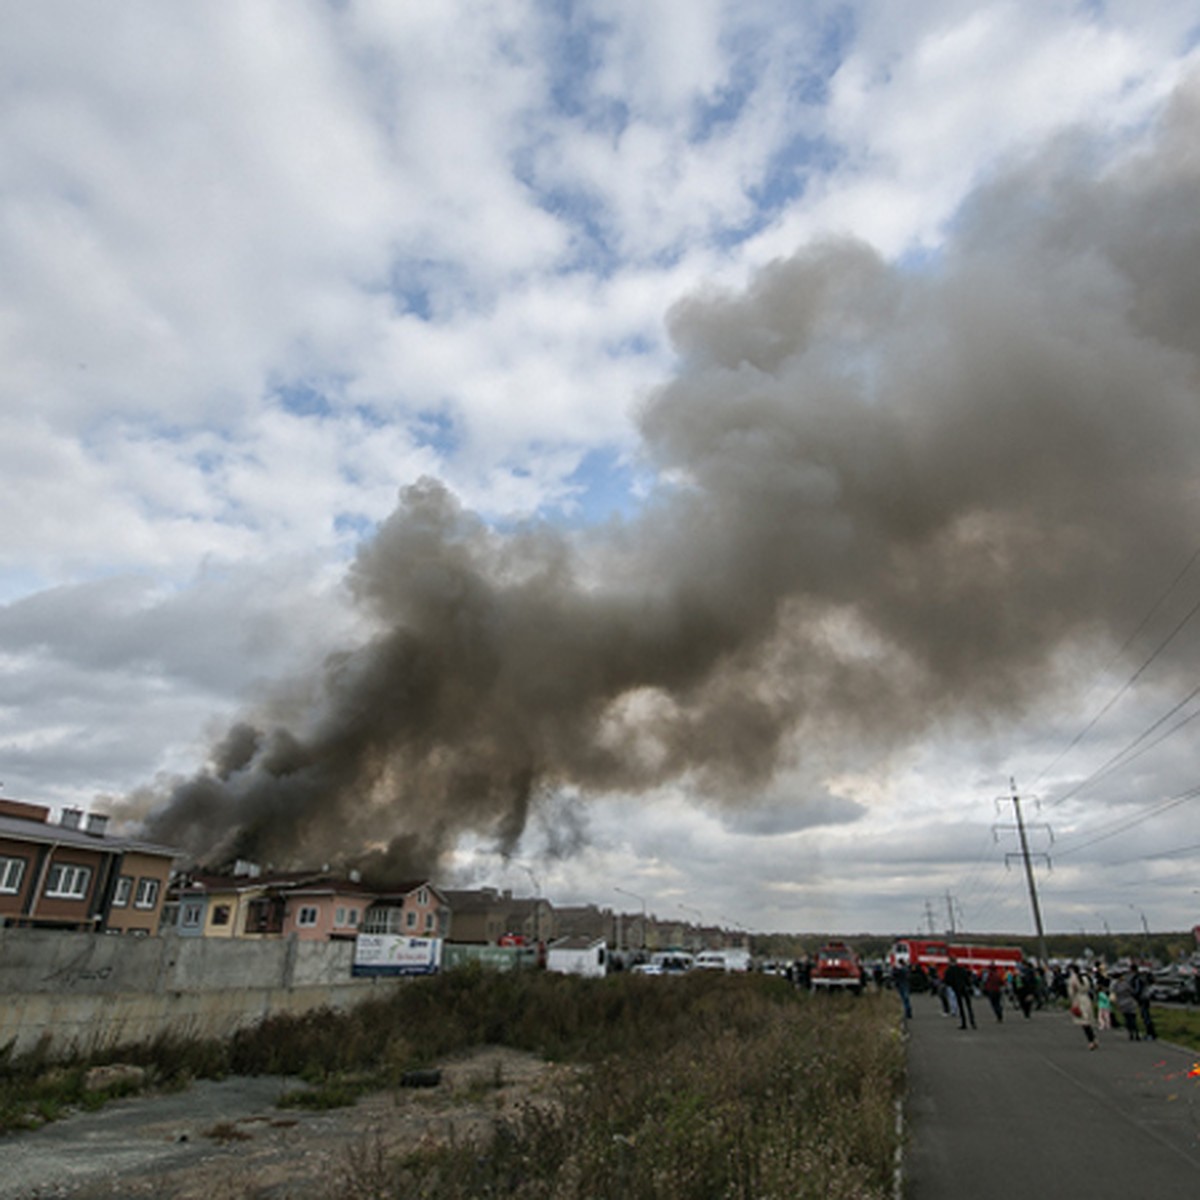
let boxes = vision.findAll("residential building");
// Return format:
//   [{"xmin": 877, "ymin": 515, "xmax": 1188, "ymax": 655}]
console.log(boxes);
[
  {"xmin": 169, "ymin": 868, "xmax": 326, "ymax": 938},
  {"xmin": 443, "ymin": 887, "xmax": 554, "ymax": 945},
  {"xmin": 279, "ymin": 876, "xmax": 376, "ymax": 941},
  {"xmin": 167, "ymin": 868, "xmax": 449, "ymax": 942},
  {"xmin": 0, "ymin": 797, "xmax": 177, "ymax": 934},
  {"xmin": 361, "ymin": 882, "xmax": 450, "ymax": 938}
]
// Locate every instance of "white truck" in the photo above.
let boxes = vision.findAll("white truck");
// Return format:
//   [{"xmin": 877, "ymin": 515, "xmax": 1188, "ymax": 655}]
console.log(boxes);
[{"xmin": 545, "ymin": 936, "xmax": 608, "ymax": 978}]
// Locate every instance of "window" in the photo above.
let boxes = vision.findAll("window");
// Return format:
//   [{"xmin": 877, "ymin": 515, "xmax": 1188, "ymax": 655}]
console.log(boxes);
[
  {"xmin": 417, "ymin": 887, "xmax": 429, "ymax": 906},
  {"xmin": 45, "ymin": 863, "xmax": 92, "ymax": 899},
  {"xmin": 112, "ymin": 876, "xmax": 133, "ymax": 906},
  {"xmin": 424, "ymin": 912, "xmax": 434, "ymax": 931},
  {"xmin": 297, "ymin": 906, "xmax": 319, "ymax": 927},
  {"xmin": 182, "ymin": 903, "xmax": 203, "ymax": 928},
  {"xmin": 0, "ymin": 856, "xmax": 27, "ymax": 894},
  {"xmin": 348, "ymin": 908, "xmax": 359, "ymax": 926},
  {"xmin": 134, "ymin": 878, "xmax": 160, "ymax": 909},
  {"xmin": 335, "ymin": 906, "xmax": 346, "ymax": 926},
  {"xmin": 405, "ymin": 909, "xmax": 416, "ymax": 928},
  {"xmin": 211, "ymin": 904, "xmax": 231, "ymax": 926}
]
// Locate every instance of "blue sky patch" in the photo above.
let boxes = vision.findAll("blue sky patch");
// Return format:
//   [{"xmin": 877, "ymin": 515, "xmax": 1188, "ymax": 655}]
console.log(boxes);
[
  {"xmin": 276, "ymin": 382, "xmax": 334, "ymax": 419},
  {"xmin": 555, "ymin": 446, "xmax": 648, "ymax": 526},
  {"xmin": 412, "ymin": 409, "xmax": 460, "ymax": 457}
]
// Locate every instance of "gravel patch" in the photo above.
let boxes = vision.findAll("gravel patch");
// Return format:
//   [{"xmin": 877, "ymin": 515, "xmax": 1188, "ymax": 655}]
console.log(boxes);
[{"xmin": 0, "ymin": 1048, "xmax": 572, "ymax": 1200}]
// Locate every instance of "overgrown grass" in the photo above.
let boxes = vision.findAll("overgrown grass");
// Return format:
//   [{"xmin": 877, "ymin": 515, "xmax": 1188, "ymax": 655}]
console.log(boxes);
[
  {"xmin": 0, "ymin": 969, "xmax": 904, "ymax": 1199},
  {"xmin": 380, "ymin": 982, "xmax": 902, "ymax": 1200},
  {"xmin": 1149, "ymin": 1005, "xmax": 1200, "ymax": 1052}
]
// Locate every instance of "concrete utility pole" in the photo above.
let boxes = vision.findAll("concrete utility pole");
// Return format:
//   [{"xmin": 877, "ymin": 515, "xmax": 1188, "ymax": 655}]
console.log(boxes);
[{"xmin": 995, "ymin": 778, "xmax": 1051, "ymax": 965}]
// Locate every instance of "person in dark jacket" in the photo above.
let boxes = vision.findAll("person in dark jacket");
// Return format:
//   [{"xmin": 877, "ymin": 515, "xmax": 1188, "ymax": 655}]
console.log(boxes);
[
  {"xmin": 1112, "ymin": 971, "xmax": 1141, "ymax": 1040},
  {"xmin": 1129, "ymin": 967, "xmax": 1157, "ymax": 1040},
  {"xmin": 892, "ymin": 960, "xmax": 913, "ymax": 1019},
  {"xmin": 943, "ymin": 957, "xmax": 977, "ymax": 1030}
]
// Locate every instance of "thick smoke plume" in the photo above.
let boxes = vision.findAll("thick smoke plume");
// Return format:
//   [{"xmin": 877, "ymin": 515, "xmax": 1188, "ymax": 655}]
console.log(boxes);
[{"xmin": 136, "ymin": 76, "xmax": 1200, "ymax": 879}]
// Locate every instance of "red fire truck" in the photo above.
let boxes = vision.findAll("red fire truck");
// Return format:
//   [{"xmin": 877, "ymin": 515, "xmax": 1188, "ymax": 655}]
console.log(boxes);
[
  {"xmin": 888, "ymin": 938, "xmax": 1023, "ymax": 980},
  {"xmin": 811, "ymin": 941, "xmax": 866, "ymax": 993}
]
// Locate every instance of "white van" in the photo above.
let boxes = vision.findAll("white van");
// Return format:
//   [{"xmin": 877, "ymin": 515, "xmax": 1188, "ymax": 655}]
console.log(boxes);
[
  {"xmin": 695, "ymin": 949, "xmax": 751, "ymax": 972},
  {"xmin": 633, "ymin": 950, "xmax": 694, "ymax": 975}
]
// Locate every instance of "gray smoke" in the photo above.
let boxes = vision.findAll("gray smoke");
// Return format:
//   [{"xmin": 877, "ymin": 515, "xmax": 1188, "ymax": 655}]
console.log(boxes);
[{"xmin": 134, "ymin": 73, "xmax": 1200, "ymax": 880}]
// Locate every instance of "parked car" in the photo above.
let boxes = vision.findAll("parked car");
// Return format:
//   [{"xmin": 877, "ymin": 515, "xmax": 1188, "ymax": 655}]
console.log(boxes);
[{"xmin": 1148, "ymin": 968, "xmax": 1193, "ymax": 1003}]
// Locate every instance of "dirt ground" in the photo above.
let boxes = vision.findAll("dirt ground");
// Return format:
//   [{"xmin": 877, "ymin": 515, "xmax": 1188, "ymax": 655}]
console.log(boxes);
[{"xmin": 2, "ymin": 1047, "xmax": 577, "ymax": 1200}]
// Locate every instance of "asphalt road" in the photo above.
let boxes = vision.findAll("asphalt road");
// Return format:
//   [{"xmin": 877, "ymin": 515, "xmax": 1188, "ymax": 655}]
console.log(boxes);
[{"xmin": 904, "ymin": 992, "xmax": 1200, "ymax": 1198}]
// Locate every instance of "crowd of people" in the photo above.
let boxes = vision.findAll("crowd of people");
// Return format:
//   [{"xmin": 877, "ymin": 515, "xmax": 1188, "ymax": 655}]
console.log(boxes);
[{"xmin": 889, "ymin": 956, "xmax": 1164, "ymax": 1047}]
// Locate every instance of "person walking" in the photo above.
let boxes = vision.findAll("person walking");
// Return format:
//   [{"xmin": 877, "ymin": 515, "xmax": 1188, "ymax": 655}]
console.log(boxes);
[
  {"xmin": 943, "ymin": 957, "xmax": 977, "ymax": 1030},
  {"xmin": 1129, "ymin": 966, "xmax": 1157, "ymax": 1041},
  {"xmin": 982, "ymin": 964, "xmax": 1006, "ymax": 1022},
  {"xmin": 1112, "ymin": 971, "xmax": 1141, "ymax": 1040},
  {"xmin": 1015, "ymin": 961, "xmax": 1036, "ymax": 1018},
  {"xmin": 1067, "ymin": 965, "xmax": 1098, "ymax": 1050},
  {"xmin": 892, "ymin": 959, "xmax": 913, "ymax": 1020}
]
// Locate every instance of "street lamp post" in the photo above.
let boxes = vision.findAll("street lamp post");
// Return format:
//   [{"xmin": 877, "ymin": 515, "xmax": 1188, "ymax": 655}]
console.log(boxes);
[
  {"xmin": 519, "ymin": 864, "xmax": 542, "ymax": 950},
  {"xmin": 1128, "ymin": 904, "xmax": 1152, "ymax": 960}
]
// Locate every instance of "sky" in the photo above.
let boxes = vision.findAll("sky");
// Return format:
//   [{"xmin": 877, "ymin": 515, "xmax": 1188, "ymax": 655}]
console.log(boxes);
[{"xmin": 3, "ymin": 1, "xmax": 1200, "ymax": 940}]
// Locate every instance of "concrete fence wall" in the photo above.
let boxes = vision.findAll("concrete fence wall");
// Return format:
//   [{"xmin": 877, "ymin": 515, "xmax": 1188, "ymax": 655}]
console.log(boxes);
[{"xmin": 0, "ymin": 928, "xmax": 404, "ymax": 1059}]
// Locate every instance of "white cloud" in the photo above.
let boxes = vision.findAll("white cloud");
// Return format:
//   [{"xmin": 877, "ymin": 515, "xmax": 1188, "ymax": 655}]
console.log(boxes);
[{"xmin": 1, "ymin": 1, "xmax": 1198, "ymax": 934}]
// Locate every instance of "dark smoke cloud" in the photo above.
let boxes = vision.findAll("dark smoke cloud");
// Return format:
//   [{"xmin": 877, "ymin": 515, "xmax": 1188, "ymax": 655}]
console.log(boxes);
[{"xmin": 131, "ymin": 74, "xmax": 1200, "ymax": 879}]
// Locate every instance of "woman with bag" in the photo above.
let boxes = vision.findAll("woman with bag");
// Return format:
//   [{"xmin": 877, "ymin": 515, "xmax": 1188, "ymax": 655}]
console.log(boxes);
[{"xmin": 1067, "ymin": 965, "xmax": 1098, "ymax": 1050}]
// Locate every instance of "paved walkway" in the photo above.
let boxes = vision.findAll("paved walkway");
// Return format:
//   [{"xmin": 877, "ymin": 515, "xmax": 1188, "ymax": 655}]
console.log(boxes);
[{"xmin": 903, "ymin": 993, "xmax": 1200, "ymax": 1197}]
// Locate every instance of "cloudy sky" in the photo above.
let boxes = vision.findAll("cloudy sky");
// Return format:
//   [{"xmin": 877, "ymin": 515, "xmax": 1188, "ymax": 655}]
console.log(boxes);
[{"xmin": 3, "ymin": 1, "xmax": 1200, "ymax": 939}]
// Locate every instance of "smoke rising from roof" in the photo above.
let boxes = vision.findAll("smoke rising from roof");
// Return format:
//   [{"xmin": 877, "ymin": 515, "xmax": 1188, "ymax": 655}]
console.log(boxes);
[{"xmin": 132, "ymin": 75, "xmax": 1200, "ymax": 880}]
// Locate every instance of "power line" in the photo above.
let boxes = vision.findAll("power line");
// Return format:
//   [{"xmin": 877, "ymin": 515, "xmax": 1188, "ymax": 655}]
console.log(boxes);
[
  {"xmin": 1033, "ymin": 546, "xmax": 1200, "ymax": 787},
  {"xmin": 1107, "ymin": 839, "xmax": 1200, "ymax": 866},
  {"xmin": 1047, "ymin": 685, "xmax": 1200, "ymax": 808},
  {"xmin": 1053, "ymin": 785, "xmax": 1200, "ymax": 860}
]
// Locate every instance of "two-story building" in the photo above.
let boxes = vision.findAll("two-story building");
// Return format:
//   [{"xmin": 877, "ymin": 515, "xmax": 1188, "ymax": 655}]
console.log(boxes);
[
  {"xmin": 442, "ymin": 887, "xmax": 555, "ymax": 945},
  {"xmin": 361, "ymin": 882, "xmax": 451, "ymax": 939},
  {"xmin": 167, "ymin": 868, "xmax": 448, "ymax": 942},
  {"xmin": 0, "ymin": 797, "xmax": 177, "ymax": 934}
]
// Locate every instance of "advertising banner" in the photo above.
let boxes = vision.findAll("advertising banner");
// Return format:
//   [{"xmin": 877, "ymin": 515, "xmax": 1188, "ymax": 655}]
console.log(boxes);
[{"xmin": 352, "ymin": 934, "xmax": 442, "ymax": 976}]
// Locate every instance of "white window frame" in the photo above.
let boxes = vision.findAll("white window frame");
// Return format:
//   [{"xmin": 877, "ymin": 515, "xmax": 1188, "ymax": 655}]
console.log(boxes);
[
  {"xmin": 0, "ymin": 855, "xmax": 27, "ymax": 894},
  {"xmin": 45, "ymin": 863, "xmax": 92, "ymax": 899},
  {"xmin": 297, "ymin": 905, "xmax": 319, "ymax": 928},
  {"xmin": 405, "ymin": 909, "xmax": 417, "ymax": 928},
  {"xmin": 425, "ymin": 912, "xmax": 434, "ymax": 931},
  {"xmin": 348, "ymin": 908, "xmax": 359, "ymax": 926},
  {"xmin": 112, "ymin": 876, "xmax": 133, "ymax": 907},
  {"xmin": 181, "ymin": 902, "xmax": 204, "ymax": 928},
  {"xmin": 134, "ymin": 878, "xmax": 160, "ymax": 909},
  {"xmin": 335, "ymin": 906, "xmax": 346, "ymax": 926}
]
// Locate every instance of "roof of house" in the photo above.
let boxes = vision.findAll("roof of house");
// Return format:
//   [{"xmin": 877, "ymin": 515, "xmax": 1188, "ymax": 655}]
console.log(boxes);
[
  {"xmin": 172, "ymin": 872, "xmax": 445, "ymax": 903},
  {"xmin": 549, "ymin": 935, "xmax": 607, "ymax": 951},
  {"xmin": 441, "ymin": 888, "xmax": 510, "ymax": 914},
  {"xmin": 172, "ymin": 869, "xmax": 325, "ymax": 896},
  {"xmin": 368, "ymin": 881, "xmax": 448, "ymax": 905},
  {"xmin": 0, "ymin": 809, "xmax": 179, "ymax": 860},
  {"xmin": 276, "ymin": 876, "xmax": 379, "ymax": 899}
]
